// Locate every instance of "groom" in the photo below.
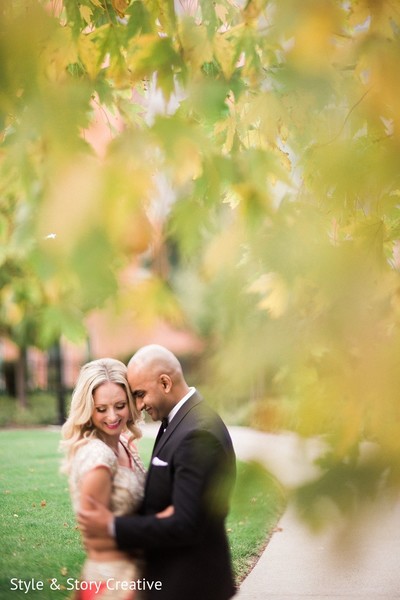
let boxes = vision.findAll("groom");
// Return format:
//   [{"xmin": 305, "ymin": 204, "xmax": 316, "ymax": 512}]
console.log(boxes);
[{"xmin": 78, "ymin": 344, "xmax": 237, "ymax": 600}]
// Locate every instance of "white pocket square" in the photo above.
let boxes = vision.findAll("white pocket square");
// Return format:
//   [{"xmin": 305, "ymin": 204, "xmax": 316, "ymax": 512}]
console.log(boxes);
[{"xmin": 152, "ymin": 457, "xmax": 168, "ymax": 467}]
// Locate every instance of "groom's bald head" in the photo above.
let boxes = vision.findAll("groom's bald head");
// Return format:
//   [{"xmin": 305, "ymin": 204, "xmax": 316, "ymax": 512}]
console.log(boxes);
[
  {"xmin": 128, "ymin": 344, "xmax": 183, "ymax": 382},
  {"xmin": 127, "ymin": 345, "xmax": 189, "ymax": 419}
]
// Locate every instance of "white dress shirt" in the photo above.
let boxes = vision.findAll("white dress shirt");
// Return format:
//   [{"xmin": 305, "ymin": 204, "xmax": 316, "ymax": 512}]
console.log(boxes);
[{"xmin": 166, "ymin": 386, "xmax": 196, "ymax": 426}]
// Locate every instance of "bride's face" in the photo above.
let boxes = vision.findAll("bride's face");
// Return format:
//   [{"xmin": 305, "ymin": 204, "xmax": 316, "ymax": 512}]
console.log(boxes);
[{"xmin": 91, "ymin": 382, "xmax": 130, "ymax": 439}]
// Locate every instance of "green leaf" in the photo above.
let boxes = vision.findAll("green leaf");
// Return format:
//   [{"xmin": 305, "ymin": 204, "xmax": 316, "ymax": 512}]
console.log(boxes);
[
  {"xmin": 199, "ymin": 0, "xmax": 218, "ymax": 35},
  {"xmin": 188, "ymin": 78, "xmax": 230, "ymax": 123},
  {"xmin": 126, "ymin": 1, "xmax": 154, "ymax": 38},
  {"xmin": 38, "ymin": 305, "xmax": 86, "ymax": 348},
  {"xmin": 70, "ymin": 228, "xmax": 118, "ymax": 310}
]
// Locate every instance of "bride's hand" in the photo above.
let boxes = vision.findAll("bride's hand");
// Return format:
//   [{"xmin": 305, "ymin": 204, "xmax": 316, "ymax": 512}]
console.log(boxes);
[{"xmin": 156, "ymin": 505, "xmax": 174, "ymax": 519}]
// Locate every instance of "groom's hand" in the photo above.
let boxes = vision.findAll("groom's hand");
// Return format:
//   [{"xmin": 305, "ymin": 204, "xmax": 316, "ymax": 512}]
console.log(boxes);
[{"xmin": 78, "ymin": 496, "xmax": 114, "ymax": 538}]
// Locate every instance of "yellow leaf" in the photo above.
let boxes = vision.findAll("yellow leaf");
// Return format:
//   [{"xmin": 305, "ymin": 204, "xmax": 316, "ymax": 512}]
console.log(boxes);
[
  {"xmin": 278, "ymin": 122, "xmax": 289, "ymax": 143},
  {"xmin": 248, "ymin": 273, "xmax": 289, "ymax": 318},
  {"xmin": 37, "ymin": 156, "xmax": 101, "ymax": 248},
  {"xmin": 221, "ymin": 116, "xmax": 237, "ymax": 154},
  {"xmin": 243, "ymin": 0, "xmax": 268, "ymax": 22},
  {"xmin": 78, "ymin": 33, "xmax": 101, "ymax": 80},
  {"xmin": 2, "ymin": 287, "xmax": 23, "ymax": 325},
  {"xmin": 214, "ymin": 33, "xmax": 236, "ymax": 79},
  {"xmin": 349, "ymin": 0, "xmax": 397, "ymax": 39},
  {"xmin": 90, "ymin": 0, "xmax": 104, "ymax": 9},
  {"xmin": 288, "ymin": 4, "xmax": 341, "ymax": 73},
  {"xmin": 223, "ymin": 189, "xmax": 241, "ymax": 209},
  {"xmin": 116, "ymin": 209, "xmax": 153, "ymax": 256},
  {"xmin": 215, "ymin": 3, "xmax": 228, "ymax": 23},
  {"xmin": 79, "ymin": 5, "xmax": 93, "ymax": 25},
  {"xmin": 242, "ymin": 128, "xmax": 261, "ymax": 149},
  {"xmin": 171, "ymin": 138, "xmax": 203, "ymax": 186},
  {"xmin": 126, "ymin": 277, "xmax": 184, "ymax": 326},
  {"xmin": 178, "ymin": 19, "xmax": 213, "ymax": 71},
  {"xmin": 347, "ymin": 0, "xmax": 370, "ymax": 30},
  {"xmin": 362, "ymin": 43, "xmax": 400, "ymax": 136},
  {"xmin": 241, "ymin": 93, "xmax": 284, "ymax": 146},
  {"xmin": 112, "ymin": 0, "xmax": 129, "ymax": 18},
  {"xmin": 126, "ymin": 34, "xmax": 160, "ymax": 80},
  {"xmin": 41, "ymin": 26, "xmax": 78, "ymax": 83},
  {"xmin": 203, "ymin": 223, "xmax": 245, "ymax": 276}
]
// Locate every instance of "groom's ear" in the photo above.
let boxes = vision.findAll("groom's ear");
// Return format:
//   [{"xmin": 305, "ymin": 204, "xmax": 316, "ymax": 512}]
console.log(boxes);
[{"xmin": 159, "ymin": 374, "xmax": 172, "ymax": 393}]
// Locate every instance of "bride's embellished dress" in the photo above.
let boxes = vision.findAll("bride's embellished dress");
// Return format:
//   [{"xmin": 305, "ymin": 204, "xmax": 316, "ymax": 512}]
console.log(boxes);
[{"xmin": 69, "ymin": 437, "xmax": 146, "ymax": 600}]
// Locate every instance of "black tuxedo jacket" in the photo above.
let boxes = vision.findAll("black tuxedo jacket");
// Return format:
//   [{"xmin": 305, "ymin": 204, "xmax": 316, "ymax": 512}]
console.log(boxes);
[{"xmin": 115, "ymin": 392, "xmax": 237, "ymax": 600}]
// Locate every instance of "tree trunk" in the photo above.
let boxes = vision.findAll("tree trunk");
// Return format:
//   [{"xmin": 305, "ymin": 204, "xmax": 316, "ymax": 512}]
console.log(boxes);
[
  {"xmin": 15, "ymin": 347, "xmax": 28, "ymax": 409},
  {"xmin": 52, "ymin": 340, "xmax": 66, "ymax": 425}
]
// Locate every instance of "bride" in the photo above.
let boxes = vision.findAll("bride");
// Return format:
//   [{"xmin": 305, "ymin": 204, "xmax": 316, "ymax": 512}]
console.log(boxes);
[{"xmin": 61, "ymin": 358, "xmax": 160, "ymax": 600}]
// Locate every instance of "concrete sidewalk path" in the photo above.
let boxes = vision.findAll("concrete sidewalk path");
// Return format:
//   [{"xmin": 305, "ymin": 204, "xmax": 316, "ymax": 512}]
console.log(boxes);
[
  {"xmin": 141, "ymin": 423, "xmax": 400, "ymax": 599},
  {"xmin": 228, "ymin": 426, "xmax": 400, "ymax": 600}
]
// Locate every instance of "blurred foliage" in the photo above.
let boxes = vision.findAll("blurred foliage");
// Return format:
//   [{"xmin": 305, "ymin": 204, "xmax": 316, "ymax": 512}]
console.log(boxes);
[
  {"xmin": 1, "ymin": 0, "xmax": 400, "ymax": 519},
  {"xmin": 0, "ymin": 392, "xmax": 64, "ymax": 427}
]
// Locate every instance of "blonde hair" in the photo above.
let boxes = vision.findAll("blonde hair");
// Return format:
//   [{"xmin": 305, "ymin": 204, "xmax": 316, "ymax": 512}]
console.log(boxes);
[{"xmin": 60, "ymin": 358, "xmax": 142, "ymax": 473}]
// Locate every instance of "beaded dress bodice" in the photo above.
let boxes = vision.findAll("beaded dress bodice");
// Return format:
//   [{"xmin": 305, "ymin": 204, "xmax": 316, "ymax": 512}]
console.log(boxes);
[{"xmin": 70, "ymin": 437, "xmax": 146, "ymax": 516}]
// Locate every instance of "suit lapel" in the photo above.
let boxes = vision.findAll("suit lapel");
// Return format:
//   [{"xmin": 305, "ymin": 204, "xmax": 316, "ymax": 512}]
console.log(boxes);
[
  {"xmin": 151, "ymin": 422, "xmax": 166, "ymax": 458},
  {"xmin": 152, "ymin": 392, "xmax": 203, "ymax": 455}
]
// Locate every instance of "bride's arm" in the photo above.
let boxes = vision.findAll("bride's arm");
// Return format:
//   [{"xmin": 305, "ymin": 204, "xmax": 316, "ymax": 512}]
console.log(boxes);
[
  {"xmin": 79, "ymin": 466, "xmax": 112, "ymax": 511},
  {"xmin": 79, "ymin": 467, "xmax": 117, "ymax": 551}
]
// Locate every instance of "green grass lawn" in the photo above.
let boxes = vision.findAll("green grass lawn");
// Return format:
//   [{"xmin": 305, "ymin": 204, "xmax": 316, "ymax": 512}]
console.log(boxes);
[{"xmin": 0, "ymin": 429, "xmax": 284, "ymax": 599}]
